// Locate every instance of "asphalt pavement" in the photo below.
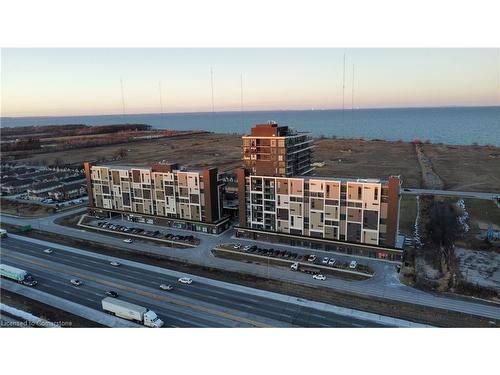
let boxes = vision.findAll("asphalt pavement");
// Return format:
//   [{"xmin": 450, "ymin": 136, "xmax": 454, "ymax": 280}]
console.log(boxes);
[{"xmin": 0, "ymin": 236, "xmax": 395, "ymax": 327}]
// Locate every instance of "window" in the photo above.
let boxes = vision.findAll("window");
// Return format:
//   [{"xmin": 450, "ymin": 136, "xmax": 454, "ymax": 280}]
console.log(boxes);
[{"xmin": 374, "ymin": 187, "xmax": 378, "ymax": 200}]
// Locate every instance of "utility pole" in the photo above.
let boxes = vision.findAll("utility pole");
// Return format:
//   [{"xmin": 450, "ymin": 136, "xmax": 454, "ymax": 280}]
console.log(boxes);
[
  {"xmin": 158, "ymin": 81, "xmax": 164, "ymax": 115},
  {"xmin": 240, "ymin": 73, "xmax": 244, "ymax": 128},
  {"xmin": 120, "ymin": 78, "xmax": 126, "ymax": 120},
  {"xmin": 342, "ymin": 53, "xmax": 346, "ymax": 125}
]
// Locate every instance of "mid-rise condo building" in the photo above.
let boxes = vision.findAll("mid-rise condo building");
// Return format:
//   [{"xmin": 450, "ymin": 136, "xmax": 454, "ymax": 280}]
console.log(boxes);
[
  {"xmin": 84, "ymin": 162, "xmax": 230, "ymax": 234},
  {"xmin": 236, "ymin": 169, "xmax": 403, "ymax": 260},
  {"xmin": 242, "ymin": 122, "xmax": 314, "ymax": 177}
]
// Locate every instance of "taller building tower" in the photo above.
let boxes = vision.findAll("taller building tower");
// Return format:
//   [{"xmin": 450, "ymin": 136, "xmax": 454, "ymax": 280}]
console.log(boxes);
[{"xmin": 242, "ymin": 121, "xmax": 314, "ymax": 177}]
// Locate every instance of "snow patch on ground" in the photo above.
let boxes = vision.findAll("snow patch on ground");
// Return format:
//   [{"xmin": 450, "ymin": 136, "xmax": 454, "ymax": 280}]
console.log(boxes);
[
  {"xmin": 456, "ymin": 199, "xmax": 470, "ymax": 233},
  {"xmin": 455, "ymin": 248, "xmax": 500, "ymax": 291},
  {"xmin": 415, "ymin": 257, "xmax": 440, "ymax": 280},
  {"xmin": 0, "ymin": 304, "xmax": 60, "ymax": 327}
]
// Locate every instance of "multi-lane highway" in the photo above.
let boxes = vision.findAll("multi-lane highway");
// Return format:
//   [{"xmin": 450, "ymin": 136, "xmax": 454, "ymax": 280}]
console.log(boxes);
[{"xmin": 0, "ymin": 236, "xmax": 393, "ymax": 327}]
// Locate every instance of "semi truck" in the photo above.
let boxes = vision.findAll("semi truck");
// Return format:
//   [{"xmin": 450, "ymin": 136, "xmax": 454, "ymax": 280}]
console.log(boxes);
[
  {"xmin": 0, "ymin": 229, "xmax": 7, "ymax": 238},
  {"xmin": 0, "ymin": 264, "xmax": 38, "ymax": 286},
  {"xmin": 101, "ymin": 297, "xmax": 164, "ymax": 328}
]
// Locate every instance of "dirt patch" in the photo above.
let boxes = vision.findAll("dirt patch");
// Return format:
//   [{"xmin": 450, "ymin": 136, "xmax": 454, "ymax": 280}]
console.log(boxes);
[
  {"xmin": 0, "ymin": 198, "xmax": 56, "ymax": 218},
  {"xmin": 422, "ymin": 143, "xmax": 500, "ymax": 192},
  {"xmin": 455, "ymin": 248, "xmax": 500, "ymax": 291},
  {"xmin": 0, "ymin": 289, "xmax": 103, "ymax": 328},
  {"xmin": 314, "ymin": 138, "xmax": 421, "ymax": 187}
]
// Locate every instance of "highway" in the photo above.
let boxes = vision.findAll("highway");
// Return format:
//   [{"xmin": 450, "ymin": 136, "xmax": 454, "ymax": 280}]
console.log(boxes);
[{"xmin": 0, "ymin": 236, "xmax": 391, "ymax": 328}]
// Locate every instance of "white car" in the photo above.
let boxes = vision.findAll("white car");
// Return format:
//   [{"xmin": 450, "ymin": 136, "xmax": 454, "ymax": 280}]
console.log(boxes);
[
  {"xmin": 70, "ymin": 279, "xmax": 82, "ymax": 286},
  {"xmin": 328, "ymin": 258, "xmax": 336, "ymax": 266},
  {"xmin": 233, "ymin": 243, "xmax": 241, "ymax": 249},
  {"xmin": 321, "ymin": 257, "xmax": 329, "ymax": 264},
  {"xmin": 43, "ymin": 248, "xmax": 53, "ymax": 254},
  {"xmin": 349, "ymin": 260, "xmax": 358, "ymax": 269},
  {"xmin": 123, "ymin": 238, "xmax": 133, "ymax": 243},
  {"xmin": 243, "ymin": 245, "xmax": 252, "ymax": 251},
  {"xmin": 178, "ymin": 277, "xmax": 193, "ymax": 284},
  {"xmin": 160, "ymin": 284, "xmax": 174, "ymax": 291},
  {"xmin": 308, "ymin": 254, "xmax": 317, "ymax": 262},
  {"xmin": 313, "ymin": 274, "xmax": 327, "ymax": 281},
  {"xmin": 110, "ymin": 261, "xmax": 120, "ymax": 267}
]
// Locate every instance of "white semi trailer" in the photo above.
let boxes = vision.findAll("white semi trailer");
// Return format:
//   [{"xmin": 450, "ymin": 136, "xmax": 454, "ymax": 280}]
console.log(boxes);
[
  {"xmin": 0, "ymin": 264, "xmax": 38, "ymax": 286},
  {"xmin": 101, "ymin": 297, "xmax": 164, "ymax": 328}
]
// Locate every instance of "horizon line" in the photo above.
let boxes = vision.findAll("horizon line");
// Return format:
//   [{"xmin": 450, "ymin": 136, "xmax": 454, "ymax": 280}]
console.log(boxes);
[{"xmin": 1, "ymin": 104, "xmax": 499, "ymax": 120}]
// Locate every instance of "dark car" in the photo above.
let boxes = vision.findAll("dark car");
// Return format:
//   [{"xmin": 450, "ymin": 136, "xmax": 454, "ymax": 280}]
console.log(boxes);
[{"xmin": 106, "ymin": 290, "xmax": 119, "ymax": 298}]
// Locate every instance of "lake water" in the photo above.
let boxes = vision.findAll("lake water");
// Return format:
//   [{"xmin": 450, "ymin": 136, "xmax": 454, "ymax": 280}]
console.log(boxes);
[{"xmin": 1, "ymin": 106, "xmax": 499, "ymax": 146}]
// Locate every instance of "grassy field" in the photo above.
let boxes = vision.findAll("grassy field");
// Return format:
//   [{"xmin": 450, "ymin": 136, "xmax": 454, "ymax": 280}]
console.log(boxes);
[
  {"xmin": 314, "ymin": 138, "xmax": 422, "ymax": 187},
  {"xmin": 0, "ymin": 198, "xmax": 56, "ymax": 217},
  {"xmin": 5, "ymin": 132, "xmax": 500, "ymax": 192},
  {"xmin": 422, "ymin": 143, "xmax": 500, "ymax": 192},
  {"xmin": 399, "ymin": 195, "xmax": 417, "ymax": 237}
]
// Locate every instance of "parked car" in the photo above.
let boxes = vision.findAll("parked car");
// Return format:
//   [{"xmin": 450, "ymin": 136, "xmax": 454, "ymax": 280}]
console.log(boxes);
[
  {"xmin": 328, "ymin": 258, "xmax": 336, "ymax": 266},
  {"xmin": 308, "ymin": 254, "xmax": 317, "ymax": 262},
  {"xmin": 43, "ymin": 248, "xmax": 53, "ymax": 254},
  {"xmin": 312, "ymin": 274, "xmax": 327, "ymax": 281},
  {"xmin": 243, "ymin": 245, "xmax": 252, "ymax": 251},
  {"xmin": 349, "ymin": 260, "xmax": 358, "ymax": 269},
  {"xmin": 321, "ymin": 257, "xmax": 329, "ymax": 264},
  {"xmin": 123, "ymin": 238, "xmax": 133, "ymax": 244},
  {"xmin": 178, "ymin": 277, "xmax": 193, "ymax": 285},
  {"xmin": 70, "ymin": 279, "xmax": 82, "ymax": 286},
  {"xmin": 106, "ymin": 290, "xmax": 119, "ymax": 298},
  {"xmin": 110, "ymin": 261, "xmax": 120, "ymax": 267},
  {"xmin": 160, "ymin": 284, "xmax": 174, "ymax": 291},
  {"xmin": 233, "ymin": 243, "xmax": 241, "ymax": 249}
]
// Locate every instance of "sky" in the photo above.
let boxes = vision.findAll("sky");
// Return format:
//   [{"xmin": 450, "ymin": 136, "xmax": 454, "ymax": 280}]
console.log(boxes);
[{"xmin": 1, "ymin": 48, "xmax": 499, "ymax": 117}]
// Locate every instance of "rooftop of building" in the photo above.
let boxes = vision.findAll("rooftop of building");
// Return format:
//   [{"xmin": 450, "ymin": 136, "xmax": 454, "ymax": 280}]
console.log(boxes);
[
  {"xmin": 91, "ymin": 162, "xmax": 205, "ymax": 174},
  {"xmin": 248, "ymin": 173, "xmax": 401, "ymax": 185},
  {"xmin": 29, "ymin": 181, "xmax": 64, "ymax": 190},
  {"xmin": 243, "ymin": 121, "xmax": 310, "ymax": 138}
]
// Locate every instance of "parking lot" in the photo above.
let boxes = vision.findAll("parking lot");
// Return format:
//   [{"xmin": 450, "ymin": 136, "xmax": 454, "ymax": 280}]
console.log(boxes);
[
  {"xmin": 93, "ymin": 220, "xmax": 198, "ymax": 245},
  {"xmin": 221, "ymin": 243, "xmax": 373, "ymax": 275}
]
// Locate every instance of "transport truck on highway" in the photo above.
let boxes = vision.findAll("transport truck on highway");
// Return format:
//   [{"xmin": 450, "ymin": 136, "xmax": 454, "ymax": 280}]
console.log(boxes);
[
  {"xmin": 290, "ymin": 262, "xmax": 319, "ymax": 275},
  {"xmin": 101, "ymin": 297, "xmax": 164, "ymax": 327},
  {"xmin": 0, "ymin": 229, "xmax": 7, "ymax": 238},
  {"xmin": 0, "ymin": 264, "xmax": 38, "ymax": 286}
]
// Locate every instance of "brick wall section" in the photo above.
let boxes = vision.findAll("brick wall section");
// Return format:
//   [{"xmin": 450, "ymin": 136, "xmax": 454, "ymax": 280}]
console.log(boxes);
[{"xmin": 385, "ymin": 175, "xmax": 401, "ymax": 247}]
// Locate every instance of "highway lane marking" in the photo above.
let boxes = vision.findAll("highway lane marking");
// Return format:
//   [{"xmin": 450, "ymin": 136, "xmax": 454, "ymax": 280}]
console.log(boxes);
[
  {"xmin": 3, "ymin": 246, "xmax": 284, "ymax": 315},
  {"xmin": 3, "ymin": 252, "xmax": 273, "ymax": 328}
]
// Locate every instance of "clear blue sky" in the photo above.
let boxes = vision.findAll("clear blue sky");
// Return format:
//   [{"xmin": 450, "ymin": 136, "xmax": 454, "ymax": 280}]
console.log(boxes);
[{"xmin": 1, "ymin": 48, "xmax": 498, "ymax": 117}]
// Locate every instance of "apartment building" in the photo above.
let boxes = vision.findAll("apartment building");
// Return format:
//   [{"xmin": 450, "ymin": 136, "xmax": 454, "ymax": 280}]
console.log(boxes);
[
  {"xmin": 242, "ymin": 122, "xmax": 314, "ymax": 177},
  {"xmin": 84, "ymin": 162, "xmax": 230, "ymax": 234},
  {"xmin": 236, "ymin": 168, "xmax": 402, "ymax": 261}
]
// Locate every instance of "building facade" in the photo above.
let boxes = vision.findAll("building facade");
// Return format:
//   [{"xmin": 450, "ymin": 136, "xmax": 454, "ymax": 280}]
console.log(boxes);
[
  {"xmin": 242, "ymin": 122, "xmax": 314, "ymax": 177},
  {"xmin": 84, "ymin": 162, "xmax": 230, "ymax": 234},
  {"xmin": 236, "ymin": 169, "xmax": 402, "ymax": 261}
]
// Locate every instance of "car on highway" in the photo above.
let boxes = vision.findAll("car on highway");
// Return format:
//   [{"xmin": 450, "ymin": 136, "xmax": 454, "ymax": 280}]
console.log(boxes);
[
  {"xmin": 308, "ymin": 254, "xmax": 317, "ymax": 262},
  {"xmin": 312, "ymin": 274, "xmax": 327, "ymax": 281},
  {"xmin": 328, "ymin": 258, "xmax": 336, "ymax": 266},
  {"xmin": 70, "ymin": 279, "xmax": 82, "ymax": 286},
  {"xmin": 349, "ymin": 260, "xmax": 358, "ymax": 269},
  {"xmin": 106, "ymin": 290, "xmax": 119, "ymax": 298},
  {"xmin": 160, "ymin": 284, "xmax": 174, "ymax": 291},
  {"xmin": 43, "ymin": 248, "xmax": 53, "ymax": 254},
  {"xmin": 178, "ymin": 277, "xmax": 193, "ymax": 284},
  {"xmin": 321, "ymin": 256, "xmax": 329, "ymax": 264},
  {"xmin": 123, "ymin": 238, "xmax": 133, "ymax": 243},
  {"xmin": 233, "ymin": 243, "xmax": 241, "ymax": 249},
  {"xmin": 110, "ymin": 261, "xmax": 120, "ymax": 267}
]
